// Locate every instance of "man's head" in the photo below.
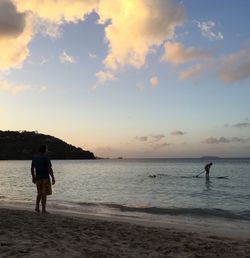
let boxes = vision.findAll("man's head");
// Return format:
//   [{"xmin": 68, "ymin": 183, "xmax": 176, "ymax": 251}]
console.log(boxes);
[{"xmin": 39, "ymin": 144, "xmax": 47, "ymax": 153}]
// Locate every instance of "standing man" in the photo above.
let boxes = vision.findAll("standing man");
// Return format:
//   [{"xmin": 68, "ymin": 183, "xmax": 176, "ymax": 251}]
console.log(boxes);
[
  {"xmin": 31, "ymin": 144, "xmax": 55, "ymax": 213},
  {"xmin": 204, "ymin": 162, "xmax": 213, "ymax": 179}
]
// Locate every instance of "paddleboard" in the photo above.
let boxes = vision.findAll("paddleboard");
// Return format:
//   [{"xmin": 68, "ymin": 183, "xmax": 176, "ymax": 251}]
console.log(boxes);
[
  {"xmin": 210, "ymin": 176, "xmax": 228, "ymax": 179},
  {"xmin": 181, "ymin": 176, "xmax": 229, "ymax": 179}
]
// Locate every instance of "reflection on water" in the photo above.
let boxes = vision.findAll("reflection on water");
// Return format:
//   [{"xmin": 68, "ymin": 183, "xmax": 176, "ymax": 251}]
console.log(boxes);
[{"xmin": 205, "ymin": 179, "xmax": 211, "ymax": 191}]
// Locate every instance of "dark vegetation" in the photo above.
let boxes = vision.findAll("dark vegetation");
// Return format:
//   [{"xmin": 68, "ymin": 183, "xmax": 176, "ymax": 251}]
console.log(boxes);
[{"xmin": 0, "ymin": 130, "xmax": 95, "ymax": 160}]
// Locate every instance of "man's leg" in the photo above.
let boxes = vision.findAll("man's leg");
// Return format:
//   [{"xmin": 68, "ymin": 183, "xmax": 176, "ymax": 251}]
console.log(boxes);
[
  {"xmin": 41, "ymin": 194, "xmax": 47, "ymax": 213},
  {"xmin": 36, "ymin": 194, "xmax": 41, "ymax": 212}
]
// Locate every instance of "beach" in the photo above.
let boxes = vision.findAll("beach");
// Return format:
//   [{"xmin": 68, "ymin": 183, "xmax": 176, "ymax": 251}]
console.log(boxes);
[{"xmin": 1, "ymin": 207, "xmax": 250, "ymax": 258}]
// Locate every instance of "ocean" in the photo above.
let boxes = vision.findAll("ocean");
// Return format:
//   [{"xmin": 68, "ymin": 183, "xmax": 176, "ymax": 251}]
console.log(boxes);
[{"xmin": 1, "ymin": 158, "xmax": 250, "ymax": 224}]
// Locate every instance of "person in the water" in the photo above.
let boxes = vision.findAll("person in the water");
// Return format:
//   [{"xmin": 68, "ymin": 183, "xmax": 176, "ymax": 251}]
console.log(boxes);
[{"xmin": 204, "ymin": 162, "xmax": 213, "ymax": 179}]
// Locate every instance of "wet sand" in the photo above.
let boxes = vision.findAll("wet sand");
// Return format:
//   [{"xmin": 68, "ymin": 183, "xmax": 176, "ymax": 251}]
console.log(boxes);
[{"xmin": 1, "ymin": 207, "xmax": 250, "ymax": 258}]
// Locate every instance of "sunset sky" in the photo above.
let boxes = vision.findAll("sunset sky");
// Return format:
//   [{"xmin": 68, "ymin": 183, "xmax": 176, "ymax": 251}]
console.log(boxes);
[{"xmin": 0, "ymin": 0, "xmax": 250, "ymax": 158}]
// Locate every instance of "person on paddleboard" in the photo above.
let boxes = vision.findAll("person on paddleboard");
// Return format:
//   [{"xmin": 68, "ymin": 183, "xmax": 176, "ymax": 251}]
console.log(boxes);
[{"xmin": 204, "ymin": 162, "xmax": 213, "ymax": 179}]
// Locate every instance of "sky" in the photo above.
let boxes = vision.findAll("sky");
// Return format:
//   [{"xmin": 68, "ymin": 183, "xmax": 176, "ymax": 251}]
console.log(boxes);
[{"xmin": 0, "ymin": 0, "xmax": 250, "ymax": 158}]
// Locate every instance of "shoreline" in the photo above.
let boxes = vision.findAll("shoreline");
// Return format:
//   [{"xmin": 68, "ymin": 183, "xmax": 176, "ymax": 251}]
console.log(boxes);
[
  {"xmin": 1, "ymin": 201, "xmax": 250, "ymax": 240},
  {"xmin": 1, "ymin": 204, "xmax": 250, "ymax": 257}
]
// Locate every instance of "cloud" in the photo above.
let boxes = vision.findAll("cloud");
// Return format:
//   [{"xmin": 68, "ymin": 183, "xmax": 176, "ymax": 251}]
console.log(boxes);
[
  {"xmin": 40, "ymin": 57, "xmax": 49, "ymax": 65},
  {"xmin": 232, "ymin": 122, "xmax": 250, "ymax": 128},
  {"xmin": 0, "ymin": 0, "xmax": 26, "ymax": 37},
  {"xmin": 0, "ymin": 107, "xmax": 5, "ymax": 113},
  {"xmin": 136, "ymin": 134, "xmax": 165, "ymax": 143},
  {"xmin": 135, "ymin": 134, "xmax": 165, "ymax": 142},
  {"xmin": 217, "ymin": 45, "xmax": 250, "ymax": 83},
  {"xmin": 179, "ymin": 44, "xmax": 250, "ymax": 83},
  {"xmin": 178, "ymin": 63, "xmax": 211, "ymax": 81},
  {"xmin": 0, "ymin": 0, "xmax": 98, "ymax": 69},
  {"xmin": 98, "ymin": 0, "xmax": 185, "ymax": 70},
  {"xmin": 150, "ymin": 76, "xmax": 159, "ymax": 88},
  {"xmin": 202, "ymin": 136, "xmax": 250, "ymax": 144},
  {"xmin": 59, "ymin": 51, "xmax": 76, "ymax": 64},
  {"xmin": 231, "ymin": 137, "xmax": 247, "ymax": 143},
  {"xmin": 152, "ymin": 142, "xmax": 171, "ymax": 149},
  {"xmin": 194, "ymin": 20, "xmax": 223, "ymax": 40},
  {"xmin": 38, "ymin": 20, "xmax": 62, "ymax": 38},
  {"xmin": 0, "ymin": 0, "xmax": 33, "ymax": 70},
  {"xmin": 89, "ymin": 52, "xmax": 97, "ymax": 59},
  {"xmin": 14, "ymin": 0, "xmax": 98, "ymax": 23},
  {"xmin": 135, "ymin": 136, "xmax": 148, "ymax": 142},
  {"xmin": 95, "ymin": 70, "xmax": 117, "ymax": 83},
  {"xmin": 0, "ymin": 80, "xmax": 32, "ymax": 94},
  {"xmin": 150, "ymin": 134, "xmax": 165, "ymax": 142},
  {"xmin": 161, "ymin": 42, "xmax": 211, "ymax": 64},
  {"xmin": 93, "ymin": 70, "xmax": 118, "ymax": 89},
  {"xmin": 202, "ymin": 137, "xmax": 230, "ymax": 144},
  {"xmin": 171, "ymin": 130, "xmax": 186, "ymax": 135},
  {"xmin": 7, "ymin": 0, "xmax": 185, "ymax": 84}
]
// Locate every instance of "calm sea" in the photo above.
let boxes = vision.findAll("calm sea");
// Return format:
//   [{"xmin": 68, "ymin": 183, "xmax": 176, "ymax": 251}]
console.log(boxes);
[{"xmin": 1, "ymin": 159, "xmax": 250, "ymax": 223}]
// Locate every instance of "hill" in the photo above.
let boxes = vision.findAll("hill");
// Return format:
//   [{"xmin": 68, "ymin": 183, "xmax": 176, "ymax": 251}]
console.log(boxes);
[{"xmin": 0, "ymin": 131, "xmax": 95, "ymax": 160}]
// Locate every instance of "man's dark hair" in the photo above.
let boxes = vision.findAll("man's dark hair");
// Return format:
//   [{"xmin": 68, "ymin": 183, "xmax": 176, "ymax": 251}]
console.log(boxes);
[{"xmin": 39, "ymin": 144, "xmax": 47, "ymax": 153}]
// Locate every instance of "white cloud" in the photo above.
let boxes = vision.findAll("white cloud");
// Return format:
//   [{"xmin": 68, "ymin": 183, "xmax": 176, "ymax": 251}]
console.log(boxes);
[
  {"xmin": 0, "ymin": 0, "xmax": 33, "ymax": 70},
  {"xmin": 14, "ymin": 0, "xmax": 98, "ymax": 24},
  {"xmin": 40, "ymin": 57, "xmax": 49, "ymax": 65},
  {"xmin": 0, "ymin": 0, "xmax": 98, "ymax": 70},
  {"xmin": 89, "ymin": 52, "xmax": 97, "ymax": 59},
  {"xmin": 95, "ymin": 70, "xmax": 117, "ymax": 83},
  {"xmin": 4, "ymin": 0, "xmax": 185, "ymax": 85},
  {"xmin": 0, "ymin": 80, "xmax": 32, "ymax": 94},
  {"xmin": 150, "ymin": 76, "xmax": 159, "ymax": 88},
  {"xmin": 178, "ymin": 44, "xmax": 250, "ymax": 84},
  {"xmin": 98, "ymin": 0, "xmax": 185, "ymax": 70},
  {"xmin": 217, "ymin": 45, "xmax": 250, "ymax": 83},
  {"xmin": 59, "ymin": 51, "xmax": 76, "ymax": 64},
  {"xmin": 178, "ymin": 63, "xmax": 210, "ymax": 81},
  {"xmin": 161, "ymin": 42, "xmax": 211, "ymax": 64},
  {"xmin": 195, "ymin": 20, "xmax": 223, "ymax": 40},
  {"xmin": 38, "ymin": 20, "xmax": 62, "ymax": 38},
  {"xmin": 93, "ymin": 70, "xmax": 118, "ymax": 89}
]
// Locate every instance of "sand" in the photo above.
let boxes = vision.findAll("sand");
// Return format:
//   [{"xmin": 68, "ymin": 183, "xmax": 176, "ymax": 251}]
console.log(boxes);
[{"xmin": 1, "ymin": 207, "xmax": 250, "ymax": 258}]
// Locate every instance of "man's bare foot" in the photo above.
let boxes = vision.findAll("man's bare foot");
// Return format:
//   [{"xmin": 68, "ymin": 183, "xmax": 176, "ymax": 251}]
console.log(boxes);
[
  {"xmin": 35, "ymin": 208, "xmax": 40, "ymax": 213},
  {"xmin": 41, "ymin": 210, "xmax": 49, "ymax": 214}
]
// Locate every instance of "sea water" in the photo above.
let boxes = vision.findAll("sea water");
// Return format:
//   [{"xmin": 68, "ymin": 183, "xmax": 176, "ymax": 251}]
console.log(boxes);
[{"xmin": 1, "ymin": 159, "xmax": 250, "ymax": 223}]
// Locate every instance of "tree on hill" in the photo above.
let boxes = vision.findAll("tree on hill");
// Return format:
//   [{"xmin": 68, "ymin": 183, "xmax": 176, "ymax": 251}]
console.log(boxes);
[{"xmin": 0, "ymin": 131, "xmax": 95, "ymax": 160}]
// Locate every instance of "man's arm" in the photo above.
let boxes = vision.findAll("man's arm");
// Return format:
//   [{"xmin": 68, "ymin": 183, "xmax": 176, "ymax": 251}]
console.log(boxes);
[
  {"xmin": 49, "ymin": 167, "xmax": 55, "ymax": 185},
  {"xmin": 31, "ymin": 167, "xmax": 36, "ymax": 184}
]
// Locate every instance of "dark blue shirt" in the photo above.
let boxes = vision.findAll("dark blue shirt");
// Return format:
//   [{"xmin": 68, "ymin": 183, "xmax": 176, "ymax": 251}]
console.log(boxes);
[{"xmin": 31, "ymin": 154, "xmax": 52, "ymax": 179}]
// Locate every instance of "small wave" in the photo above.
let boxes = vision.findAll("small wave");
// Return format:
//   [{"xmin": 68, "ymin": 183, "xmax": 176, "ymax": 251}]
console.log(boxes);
[
  {"xmin": 76, "ymin": 202, "xmax": 250, "ymax": 221},
  {"xmin": 0, "ymin": 195, "xmax": 6, "ymax": 199}
]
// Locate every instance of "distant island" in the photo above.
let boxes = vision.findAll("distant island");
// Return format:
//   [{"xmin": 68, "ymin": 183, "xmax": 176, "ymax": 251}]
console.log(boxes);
[
  {"xmin": 199, "ymin": 156, "xmax": 221, "ymax": 159},
  {"xmin": 0, "ymin": 130, "xmax": 95, "ymax": 160}
]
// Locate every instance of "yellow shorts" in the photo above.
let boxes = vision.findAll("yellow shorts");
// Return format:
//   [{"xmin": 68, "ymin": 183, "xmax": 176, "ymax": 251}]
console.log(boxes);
[{"xmin": 36, "ymin": 179, "xmax": 52, "ymax": 196}]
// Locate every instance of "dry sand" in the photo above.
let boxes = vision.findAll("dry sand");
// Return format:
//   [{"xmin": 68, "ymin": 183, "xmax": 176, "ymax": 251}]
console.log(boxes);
[{"xmin": 1, "ymin": 207, "xmax": 250, "ymax": 258}]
